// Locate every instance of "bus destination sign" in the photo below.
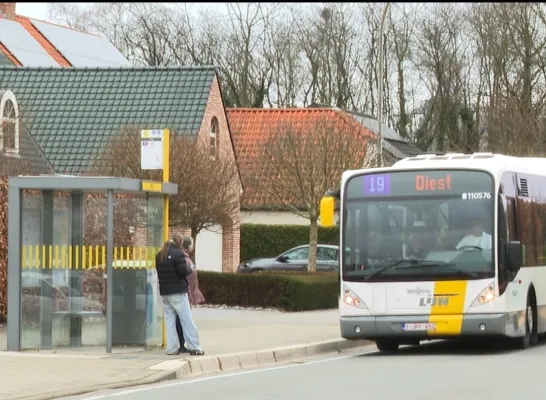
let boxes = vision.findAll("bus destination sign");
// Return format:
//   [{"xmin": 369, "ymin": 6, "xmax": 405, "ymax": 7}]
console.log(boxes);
[{"xmin": 352, "ymin": 170, "xmax": 492, "ymax": 198}]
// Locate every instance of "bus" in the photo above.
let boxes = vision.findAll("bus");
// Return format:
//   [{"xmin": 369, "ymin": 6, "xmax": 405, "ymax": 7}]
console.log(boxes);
[{"xmin": 319, "ymin": 152, "xmax": 546, "ymax": 352}]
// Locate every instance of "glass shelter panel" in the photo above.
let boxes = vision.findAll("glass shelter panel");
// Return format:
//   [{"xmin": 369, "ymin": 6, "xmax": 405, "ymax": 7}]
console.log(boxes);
[
  {"xmin": 20, "ymin": 191, "xmax": 108, "ymax": 349},
  {"xmin": 20, "ymin": 189, "xmax": 42, "ymax": 349},
  {"xmin": 18, "ymin": 190, "xmax": 165, "ymax": 350},
  {"xmin": 146, "ymin": 195, "xmax": 164, "ymax": 346},
  {"xmin": 111, "ymin": 193, "xmax": 147, "ymax": 347}
]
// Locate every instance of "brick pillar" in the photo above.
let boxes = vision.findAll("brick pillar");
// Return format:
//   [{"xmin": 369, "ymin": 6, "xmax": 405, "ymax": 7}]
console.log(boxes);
[
  {"xmin": 0, "ymin": 3, "xmax": 15, "ymax": 20},
  {"xmin": 221, "ymin": 210, "xmax": 241, "ymax": 273}
]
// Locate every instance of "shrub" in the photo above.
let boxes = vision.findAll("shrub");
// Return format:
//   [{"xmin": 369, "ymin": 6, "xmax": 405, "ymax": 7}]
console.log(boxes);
[
  {"xmin": 198, "ymin": 270, "xmax": 339, "ymax": 311},
  {"xmin": 240, "ymin": 223, "xmax": 339, "ymax": 261}
]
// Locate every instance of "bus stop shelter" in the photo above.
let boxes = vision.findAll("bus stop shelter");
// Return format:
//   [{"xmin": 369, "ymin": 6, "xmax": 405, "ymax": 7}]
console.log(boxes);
[{"xmin": 6, "ymin": 175, "xmax": 177, "ymax": 353}]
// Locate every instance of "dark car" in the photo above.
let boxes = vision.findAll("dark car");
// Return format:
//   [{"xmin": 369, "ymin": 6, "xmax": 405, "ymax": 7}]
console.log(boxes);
[{"xmin": 236, "ymin": 244, "xmax": 339, "ymax": 273}]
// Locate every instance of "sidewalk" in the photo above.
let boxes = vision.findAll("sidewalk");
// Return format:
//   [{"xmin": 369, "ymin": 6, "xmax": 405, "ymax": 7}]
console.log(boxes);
[{"xmin": 0, "ymin": 308, "xmax": 369, "ymax": 400}]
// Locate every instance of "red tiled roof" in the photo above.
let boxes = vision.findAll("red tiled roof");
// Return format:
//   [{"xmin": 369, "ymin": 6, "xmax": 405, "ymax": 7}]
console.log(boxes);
[{"xmin": 227, "ymin": 108, "xmax": 375, "ymax": 209}]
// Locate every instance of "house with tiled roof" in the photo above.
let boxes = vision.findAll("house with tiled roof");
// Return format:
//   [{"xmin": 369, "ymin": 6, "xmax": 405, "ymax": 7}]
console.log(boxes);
[
  {"xmin": 227, "ymin": 108, "xmax": 374, "ymax": 226},
  {"xmin": 0, "ymin": 3, "xmax": 131, "ymax": 68},
  {"xmin": 0, "ymin": 2, "xmax": 133, "ymax": 174},
  {"xmin": 0, "ymin": 65, "xmax": 241, "ymax": 272},
  {"xmin": 308, "ymin": 103, "xmax": 422, "ymax": 165}
]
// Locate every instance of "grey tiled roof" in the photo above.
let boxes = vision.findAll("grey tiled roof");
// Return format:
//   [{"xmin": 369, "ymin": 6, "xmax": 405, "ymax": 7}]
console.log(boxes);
[
  {"xmin": 0, "ymin": 52, "xmax": 13, "ymax": 66},
  {"xmin": 307, "ymin": 103, "xmax": 422, "ymax": 159},
  {"xmin": 0, "ymin": 66, "xmax": 217, "ymax": 174},
  {"xmin": 347, "ymin": 111, "xmax": 421, "ymax": 158},
  {"xmin": 387, "ymin": 139, "xmax": 421, "ymax": 157}
]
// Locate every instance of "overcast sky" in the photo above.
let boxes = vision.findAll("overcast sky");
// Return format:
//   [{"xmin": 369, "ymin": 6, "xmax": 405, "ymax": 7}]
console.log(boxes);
[
  {"xmin": 15, "ymin": 3, "xmax": 49, "ymax": 19},
  {"xmin": 15, "ymin": 2, "xmax": 219, "ymax": 21}
]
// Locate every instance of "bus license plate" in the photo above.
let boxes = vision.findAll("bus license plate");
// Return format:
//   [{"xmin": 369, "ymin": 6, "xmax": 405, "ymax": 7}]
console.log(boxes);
[{"xmin": 403, "ymin": 323, "xmax": 436, "ymax": 331}]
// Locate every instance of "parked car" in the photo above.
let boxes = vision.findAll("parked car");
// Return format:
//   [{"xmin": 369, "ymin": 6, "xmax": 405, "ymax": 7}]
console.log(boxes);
[{"xmin": 236, "ymin": 244, "xmax": 339, "ymax": 273}]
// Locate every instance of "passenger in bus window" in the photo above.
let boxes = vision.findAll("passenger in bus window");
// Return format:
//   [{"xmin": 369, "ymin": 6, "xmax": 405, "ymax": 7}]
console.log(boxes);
[
  {"xmin": 406, "ymin": 234, "xmax": 426, "ymax": 259},
  {"xmin": 456, "ymin": 217, "xmax": 492, "ymax": 251}
]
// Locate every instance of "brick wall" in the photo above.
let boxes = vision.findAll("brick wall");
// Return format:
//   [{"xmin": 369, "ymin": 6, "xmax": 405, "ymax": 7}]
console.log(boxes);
[{"xmin": 196, "ymin": 74, "xmax": 241, "ymax": 273}]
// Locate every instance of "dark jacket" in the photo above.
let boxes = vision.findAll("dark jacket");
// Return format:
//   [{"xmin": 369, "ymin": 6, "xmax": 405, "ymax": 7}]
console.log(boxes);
[{"xmin": 155, "ymin": 242, "xmax": 192, "ymax": 296}]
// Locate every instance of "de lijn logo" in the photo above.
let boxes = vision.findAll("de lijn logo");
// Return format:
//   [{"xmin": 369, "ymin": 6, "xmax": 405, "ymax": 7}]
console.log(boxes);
[{"xmin": 419, "ymin": 295, "xmax": 451, "ymax": 307}]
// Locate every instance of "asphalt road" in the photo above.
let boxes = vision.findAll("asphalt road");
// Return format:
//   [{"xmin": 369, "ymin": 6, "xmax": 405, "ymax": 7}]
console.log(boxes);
[{"xmin": 68, "ymin": 339, "xmax": 546, "ymax": 400}]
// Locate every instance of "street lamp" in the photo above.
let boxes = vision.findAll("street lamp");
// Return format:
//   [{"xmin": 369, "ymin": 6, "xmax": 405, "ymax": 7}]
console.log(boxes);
[{"xmin": 374, "ymin": 2, "xmax": 391, "ymax": 168}]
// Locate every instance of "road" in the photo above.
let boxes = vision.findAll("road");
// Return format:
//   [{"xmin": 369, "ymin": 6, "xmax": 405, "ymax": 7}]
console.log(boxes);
[{"xmin": 63, "ymin": 339, "xmax": 546, "ymax": 400}]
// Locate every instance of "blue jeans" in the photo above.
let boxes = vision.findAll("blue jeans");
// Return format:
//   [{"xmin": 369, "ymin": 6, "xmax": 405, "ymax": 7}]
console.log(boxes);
[{"xmin": 162, "ymin": 293, "xmax": 202, "ymax": 354}]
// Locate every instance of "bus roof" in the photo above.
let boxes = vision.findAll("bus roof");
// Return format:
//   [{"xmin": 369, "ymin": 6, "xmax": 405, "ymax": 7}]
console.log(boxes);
[{"xmin": 343, "ymin": 152, "xmax": 546, "ymax": 181}]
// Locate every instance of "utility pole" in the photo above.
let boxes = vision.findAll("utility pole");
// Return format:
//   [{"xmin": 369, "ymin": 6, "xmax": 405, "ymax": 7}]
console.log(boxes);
[{"xmin": 374, "ymin": 2, "xmax": 391, "ymax": 168}]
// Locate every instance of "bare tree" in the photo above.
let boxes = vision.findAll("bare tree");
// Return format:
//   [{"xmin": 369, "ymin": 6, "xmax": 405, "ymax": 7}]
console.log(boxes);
[
  {"xmin": 48, "ymin": 2, "xmax": 177, "ymax": 66},
  {"xmin": 93, "ymin": 128, "xmax": 240, "ymax": 250},
  {"xmin": 112, "ymin": 3, "xmax": 175, "ymax": 66},
  {"xmin": 358, "ymin": 3, "xmax": 382, "ymax": 116},
  {"xmin": 296, "ymin": 4, "xmax": 361, "ymax": 109},
  {"xmin": 264, "ymin": 4, "xmax": 306, "ymax": 107},
  {"xmin": 213, "ymin": 3, "xmax": 276, "ymax": 107},
  {"xmin": 167, "ymin": 4, "xmax": 218, "ymax": 66},
  {"xmin": 388, "ymin": 5, "xmax": 418, "ymax": 138},
  {"xmin": 46, "ymin": 3, "xmax": 546, "ymax": 157},
  {"xmin": 47, "ymin": 3, "xmax": 95, "ymax": 32},
  {"xmin": 469, "ymin": 3, "xmax": 546, "ymax": 155},
  {"xmin": 253, "ymin": 115, "xmax": 370, "ymax": 272},
  {"xmin": 413, "ymin": 4, "xmax": 475, "ymax": 152}
]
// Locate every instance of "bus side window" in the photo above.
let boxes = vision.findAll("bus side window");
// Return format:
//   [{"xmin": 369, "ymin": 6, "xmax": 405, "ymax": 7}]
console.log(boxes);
[
  {"xmin": 497, "ymin": 194, "xmax": 510, "ymax": 294},
  {"xmin": 497, "ymin": 195, "xmax": 508, "ymax": 268},
  {"xmin": 506, "ymin": 198, "xmax": 517, "ymax": 242}
]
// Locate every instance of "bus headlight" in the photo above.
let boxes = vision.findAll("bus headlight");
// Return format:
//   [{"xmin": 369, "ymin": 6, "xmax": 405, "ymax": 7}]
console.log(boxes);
[
  {"xmin": 471, "ymin": 282, "xmax": 496, "ymax": 307},
  {"xmin": 343, "ymin": 286, "xmax": 368, "ymax": 309}
]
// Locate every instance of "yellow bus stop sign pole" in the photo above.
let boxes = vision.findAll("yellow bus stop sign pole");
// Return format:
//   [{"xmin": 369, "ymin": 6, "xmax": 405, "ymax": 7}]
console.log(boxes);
[{"xmin": 162, "ymin": 129, "xmax": 170, "ymax": 348}]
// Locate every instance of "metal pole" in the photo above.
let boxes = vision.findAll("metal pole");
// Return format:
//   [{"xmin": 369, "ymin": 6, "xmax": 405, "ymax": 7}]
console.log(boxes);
[
  {"xmin": 376, "ymin": 2, "xmax": 391, "ymax": 168},
  {"xmin": 161, "ymin": 129, "xmax": 170, "ymax": 347},
  {"xmin": 7, "ymin": 186, "xmax": 21, "ymax": 351},
  {"xmin": 106, "ymin": 189, "xmax": 114, "ymax": 354}
]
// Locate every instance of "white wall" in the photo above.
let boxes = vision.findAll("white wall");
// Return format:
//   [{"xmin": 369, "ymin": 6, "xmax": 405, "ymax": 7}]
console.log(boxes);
[
  {"xmin": 195, "ymin": 225, "xmax": 223, "ymax": 272},
  {"xmin": 241, "ymin": 210, "xmax": 309, "ymax": 226}
]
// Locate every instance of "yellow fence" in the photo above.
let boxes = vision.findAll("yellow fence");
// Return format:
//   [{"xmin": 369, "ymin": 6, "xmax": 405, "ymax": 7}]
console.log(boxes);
[{"xmin": 21, "ymin": 245, "xmax": 162, "ymax": 270}]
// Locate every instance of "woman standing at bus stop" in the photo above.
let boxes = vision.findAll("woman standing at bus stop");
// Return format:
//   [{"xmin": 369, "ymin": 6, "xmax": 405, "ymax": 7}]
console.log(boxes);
[{"xmin": 176, "ymin": 236, "xmax": 205, "ymax": 353}]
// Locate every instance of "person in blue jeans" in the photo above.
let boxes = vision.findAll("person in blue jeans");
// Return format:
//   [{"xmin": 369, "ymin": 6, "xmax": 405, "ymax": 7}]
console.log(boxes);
[{"xmin": 155, "ymin": 232, "xmax": 204, "ymax": 356}]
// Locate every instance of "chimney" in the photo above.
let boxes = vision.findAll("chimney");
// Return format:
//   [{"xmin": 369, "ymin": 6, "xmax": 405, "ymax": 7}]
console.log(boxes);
[{"xmin": 0, "ymin": 3, "xmax": 16, "ymax": 20}]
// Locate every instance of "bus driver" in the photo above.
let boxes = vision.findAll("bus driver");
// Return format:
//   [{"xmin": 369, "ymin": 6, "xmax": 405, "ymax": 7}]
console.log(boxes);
[{"xmin": 456, "ymin": 217, "xmax": 492, "ymax": 251}]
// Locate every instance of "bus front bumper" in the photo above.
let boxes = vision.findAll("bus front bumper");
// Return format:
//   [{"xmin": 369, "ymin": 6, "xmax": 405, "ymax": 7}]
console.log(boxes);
[{"xmin": 340, "ymin": 312, "xmax": 526, "ymax": 339}]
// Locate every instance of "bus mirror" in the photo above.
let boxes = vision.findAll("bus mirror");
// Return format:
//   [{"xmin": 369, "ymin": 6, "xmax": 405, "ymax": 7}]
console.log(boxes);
[
  {"xmin": 507, "ymin": 241, "xmax": 522, "ymax": 271},
  {"xmin": 320, "ymin": 196, "xmax": 335, "ymax": 227}
]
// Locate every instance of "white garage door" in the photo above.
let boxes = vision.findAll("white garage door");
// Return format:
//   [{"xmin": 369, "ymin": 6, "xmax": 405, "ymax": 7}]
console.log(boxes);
[{"xmin": 195, "ymin": 225, "xmax": 223, "ymax": 272}]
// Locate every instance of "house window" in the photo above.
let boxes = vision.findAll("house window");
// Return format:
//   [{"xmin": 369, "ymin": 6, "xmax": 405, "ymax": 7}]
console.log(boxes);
[
  {"xmin": 210, "ymin": 117, "xmax": 219, "ymax": 159},
  {"xmin": 0, "ymin": 90, "xmax": 19, "ymax": 155}
]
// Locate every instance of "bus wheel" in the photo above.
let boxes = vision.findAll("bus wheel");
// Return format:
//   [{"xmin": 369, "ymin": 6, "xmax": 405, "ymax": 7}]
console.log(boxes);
[
  {"xmin": 376, "ymin": 338, "xmax": 400, "ymax": 352},
  {"xmin": 515, "ymin": 293, "xmax": 537, "ymax": 349}
]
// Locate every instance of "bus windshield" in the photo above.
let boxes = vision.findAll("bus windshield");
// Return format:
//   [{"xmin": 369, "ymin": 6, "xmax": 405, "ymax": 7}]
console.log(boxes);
[{"xmin": 342, "ymin": 169, "xmax": 495, "ymax": 282}]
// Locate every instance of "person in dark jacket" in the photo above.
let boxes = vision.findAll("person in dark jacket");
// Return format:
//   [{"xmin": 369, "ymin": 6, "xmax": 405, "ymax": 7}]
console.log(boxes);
[{"xmin": 155, "ymin": 232, "xmax": 204, "ymax": 356}]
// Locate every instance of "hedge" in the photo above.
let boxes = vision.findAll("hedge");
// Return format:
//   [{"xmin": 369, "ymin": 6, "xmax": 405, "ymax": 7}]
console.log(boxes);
[
  {"xmin": 240, "ymin": 223, "xmax": 339, "ymax": 262},
  {"xmin": 17, "ymin": 271, "xmax": 338, "ymax": 326},
  {"xmin": 198, "ymin": 271, "xmax": 339, "ymax": 311}
]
